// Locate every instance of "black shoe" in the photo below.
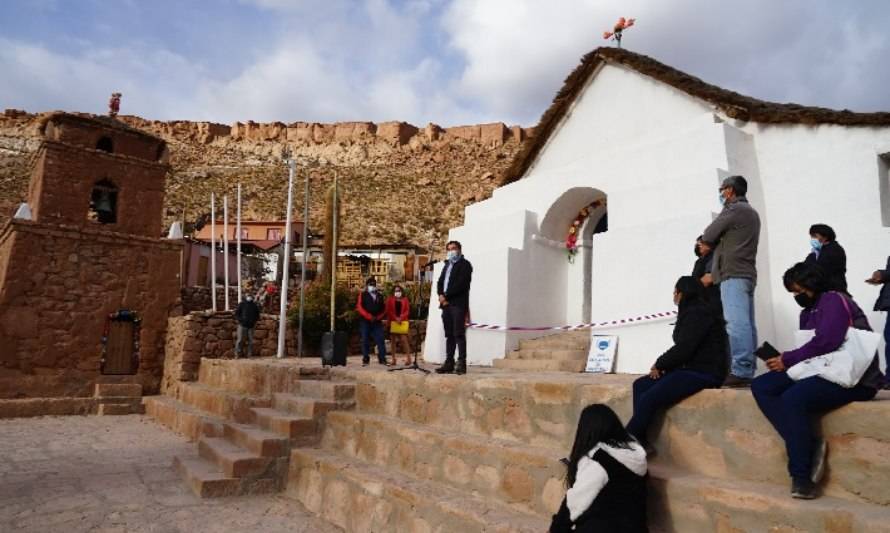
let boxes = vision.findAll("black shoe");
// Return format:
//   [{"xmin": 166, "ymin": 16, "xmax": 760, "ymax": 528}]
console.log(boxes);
[
  {"xmin": 436, "ymin": 360, "xmax": 455, "ymax": 374},
  {"xmin": 811, "ymin": 439, "xmax": 827, "ymax": 484},
  {"xmin": 362, "ymin": 359, "xmax": 369, "ymax": 367},
  {"xmin": 791, "ymin": 478, "xmax": 817, "ymax": 499},
  {"xmin": 455, "ymin": 361, "xmax": 466, "ymax": 375},
  {"xmin": 723, "ymin": 375, "xmax": 752, "ymax": 388}
]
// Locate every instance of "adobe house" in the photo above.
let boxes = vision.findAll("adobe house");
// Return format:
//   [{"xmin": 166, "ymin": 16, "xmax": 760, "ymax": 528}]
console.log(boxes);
[
  {"xmin": 424, "ymin": 47, "xmax": 890, "ymax": 372},
  {"xmin": 0, "ymin": 112, "xmax": 182, "ymax": 398}
]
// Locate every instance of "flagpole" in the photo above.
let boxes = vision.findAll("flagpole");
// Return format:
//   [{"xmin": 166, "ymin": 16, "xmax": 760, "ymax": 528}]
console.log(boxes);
[
  {"xmin": 210, "ymin": 193, "xmax": 217, "ymax": 312},
  {"xmin": 298, "ymin": 163, "xmax": 310, "ymax": 358},
  {"xmin": 277, "ymin": 153, "xmax": 296, "ymax": 358},
  {"xmin": 237, "ymin": 184, "xmax": 242, "ymax": 304},
  {"xmin": 224, "ymin": 195, "xmax": 230, "ymax": 311}
]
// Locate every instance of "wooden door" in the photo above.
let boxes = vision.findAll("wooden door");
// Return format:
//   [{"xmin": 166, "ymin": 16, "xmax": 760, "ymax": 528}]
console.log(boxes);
[
  {"xmin": 103, "ymin": 321, "xmax": 136, "ymax": 375},
  {"xmin": 198, "ymin": 256, "xmax": 209, "ymax": 287}
]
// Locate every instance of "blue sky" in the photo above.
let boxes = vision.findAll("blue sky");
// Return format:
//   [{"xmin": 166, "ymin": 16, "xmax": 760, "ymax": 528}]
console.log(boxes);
[{"xmin": 2, "ymin": 0, "xmax": 889, "ymax": 126}]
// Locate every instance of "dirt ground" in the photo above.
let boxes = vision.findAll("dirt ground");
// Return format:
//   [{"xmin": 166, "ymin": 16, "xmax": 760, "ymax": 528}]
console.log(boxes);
[{"xmin": 0, "ymin": 414, "xmax": 341, "ymax": 532}]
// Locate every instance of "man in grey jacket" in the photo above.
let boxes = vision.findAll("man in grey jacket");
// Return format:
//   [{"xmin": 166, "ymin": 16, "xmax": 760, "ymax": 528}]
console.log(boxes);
[{"xmin": 701, "ymin": 175, "xmax": 761, "ymax": 387}]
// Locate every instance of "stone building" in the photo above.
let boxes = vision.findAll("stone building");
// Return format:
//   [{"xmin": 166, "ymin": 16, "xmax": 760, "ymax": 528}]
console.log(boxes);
[{"xmin": 0, "ymin": 113, "xmax": 181, "ymax": 398}]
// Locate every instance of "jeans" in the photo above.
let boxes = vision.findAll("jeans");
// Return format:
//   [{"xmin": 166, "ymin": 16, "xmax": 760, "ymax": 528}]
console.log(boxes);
[
  {"xmin": 720, "ymin": 277, "xmax": 757, "ymax": 378},
  {"xmin": 626, "ymin": 370, "xmax": 722, "ymax": 445},
  {"xmin": 441, "ymin": 305, "xmax": 468, "ymax": 363},
  {"xmin": 359, "ymin": 320, "xmax": 387, "ymax": 364},
  {"xmin": 234, "ymin": 326, "xmax": 254, "ymax": 357},
  {"xmin": 751, "ymin": 371, "xmax": 876, "ymax": 481}
]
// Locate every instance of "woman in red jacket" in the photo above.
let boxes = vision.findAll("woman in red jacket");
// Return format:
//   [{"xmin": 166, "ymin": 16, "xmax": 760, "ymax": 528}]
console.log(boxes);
[{"xmin": 385, "ymin": 285, "xmax": 413, "ymax": 366}]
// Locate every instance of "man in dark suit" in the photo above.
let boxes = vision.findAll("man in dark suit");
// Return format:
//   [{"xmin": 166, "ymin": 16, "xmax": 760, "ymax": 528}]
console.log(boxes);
[{"xmin": 436, "ymin": 240, "xmax": 473, "ymax": 375}]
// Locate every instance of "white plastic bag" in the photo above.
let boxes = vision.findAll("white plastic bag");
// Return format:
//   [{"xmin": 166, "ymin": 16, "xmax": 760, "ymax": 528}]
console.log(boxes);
[{"xmin": 788, "ymin": 328, "xmax": 880, "ymax": 388}]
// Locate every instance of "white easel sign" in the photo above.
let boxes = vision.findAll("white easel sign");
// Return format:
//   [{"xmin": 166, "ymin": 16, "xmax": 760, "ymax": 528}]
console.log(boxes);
[{"xmin": 586, "ymin": 335, "xmax": 618, "ymax": 373}]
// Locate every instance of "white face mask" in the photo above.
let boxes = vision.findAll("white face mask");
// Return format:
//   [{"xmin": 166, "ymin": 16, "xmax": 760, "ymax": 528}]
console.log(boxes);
[
  {"xmin": 394, "ymin": 291, "xmax": 403, "ymax": 298},
  {"xmin": 368, "ymin": 285, "xmax": 377, "ymax": 294},
  {"xmin": 446, "ymin": 250, "xmax": 459, "ymax": 262}
]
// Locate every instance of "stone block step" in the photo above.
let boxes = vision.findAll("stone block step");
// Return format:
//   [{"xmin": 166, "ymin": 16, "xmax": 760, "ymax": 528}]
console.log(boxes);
[
  {"xmin": 492, "ymin": 358, "xmax": 586, "ymax": 372},
  {"xmin": 144, "ymin": 395, "xmax": 224, "ymax": 441},
  {"xmin": 271, "ymin": 393, "xmax": 354, "ymax": 418},
  {"xmin": 292, "ymin": 379, "xmax": 355, "ymax": 401},
  {"xmin": 648, "ymin": 464, "xmax": 890, "ymax": 532},
  {"xmin": 322, "ymin": 411, "xmax": 564, "ymax": 516},
  {"xmin": 509, "ymin": 349, "xmax": 588, "ymax": 361},
  {"xmin": 198, "ymin": 437, "xmax": 276, "ymax": 478},
  {"xmin": 94, "ymin": 383, "xmax": 142, "ymax": 398},
  {"xmin": 518, "ymin": 335, "xmax": 589, "ymax": 351},
  {"xmin": 173, "ymin": 455, "xmax": 277, "ymax": 498},
  {"xmin": 97, "ymin": 402, "xmax": 144, "ymax": 415},
  {"xmin": 287, "ymin": 447, "xmax": 550, "ymax": 533},
  {"xmin": 170, "ymin": 381, "xmax": 271, "ymax": 423},
  {"xmin": 250, "ymin": 407, "xmax": 318, "ymax": 444},
  {"xmin": 222, "ymin": 422, "xmax": 289, "ymax": 457},
  {"xmin": 197, "ymin": 357, "xmax": 330, "ymax": 395}
]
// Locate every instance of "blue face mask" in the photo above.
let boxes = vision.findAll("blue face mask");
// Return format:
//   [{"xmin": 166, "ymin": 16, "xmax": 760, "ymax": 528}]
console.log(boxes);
[
  {"xmin": 718, "ymin": 193, "xmax": 726, "ymax": 206},
  {"xmin": 447, "ymin": 250, "xmax": 459, "ymax": 262},
  {"xmin": 811, "ymin": 238, "xmax": 822, "ymax": 251}
]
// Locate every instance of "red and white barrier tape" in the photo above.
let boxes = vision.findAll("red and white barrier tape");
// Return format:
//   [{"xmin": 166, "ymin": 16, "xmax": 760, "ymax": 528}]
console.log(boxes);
[{"xmin": 468, "ymin": 310, "xmax": 677, "ymax": 332}]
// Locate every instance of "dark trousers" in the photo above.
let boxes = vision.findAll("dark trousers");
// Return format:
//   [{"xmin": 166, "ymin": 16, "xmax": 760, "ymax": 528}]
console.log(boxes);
[
  {"xmin": 441, "ymin": 305, "xmax": 467, "ymax": 363},
  {"xmin": 627, "ymin": 370, "xmax": 722, "ymax": 445},
  {"xmin": 884, "ymin": 317, "xmax": 890, "ymax": 385},
  {"xmin": 751, "ymin": 371, "xmax": 876, "ymax": 481},
  {"xmin": 359, "ymin": 320, "xmax": 387, "ymax": 364}
]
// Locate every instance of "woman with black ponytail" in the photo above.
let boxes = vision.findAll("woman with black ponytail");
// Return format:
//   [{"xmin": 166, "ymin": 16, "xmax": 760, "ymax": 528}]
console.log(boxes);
[{"xmin": 549, "ymin": 404, "xmax": 648, "ymax": 533}]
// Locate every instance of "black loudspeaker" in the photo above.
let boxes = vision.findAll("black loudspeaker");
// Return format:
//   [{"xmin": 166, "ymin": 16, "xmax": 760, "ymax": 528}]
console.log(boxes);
[{"xmin": 321, "ymin": 331, "xmax": 348, "ymax": 366}]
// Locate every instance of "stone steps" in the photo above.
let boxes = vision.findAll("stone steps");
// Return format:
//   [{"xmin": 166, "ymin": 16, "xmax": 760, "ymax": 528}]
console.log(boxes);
[
  {"xmin": 168, "ymin": 381, "xmax": 271, "ymax": 423},
  {"xmin": 648, "ymin": 463, "xmax": 890, "ymax": 532},
  {"xmin": 173, "ymin": 455, "xmax": 277, "ymax": 498},
  {"xmin": 249, "ymin": 407, "xmax": 319, "ymax": 446},
  {"xmin": 287, "ymin": 447, "xmax": 550, "ymax": 533},
  {"xmin": 144, "ymin": 395, "xmax": 225, "ymax": 441},
  {"xmin": 492, "ymin": 358, "xmax": 586, "ymax": 372},
  {"xmin": 223, "ymin": 422, "xmax": 290, "ymax": 457},
  {"xmin": 94, "ymin": 383, "xmax": 144, "ymax": 415},
  {"xmin": 291, "ymin": 379, "xmax": 356, "ymax": 401},
  {"xmin": 197, "ymin": 437, "xmax": 279, "ymax": 478},
  {"xmin": 272, "ymin": 393, "xmax": 354, "ymax": 418},
  {"xmin": 197, "ymin": 357, "xmax": 329, "ymax": 396},
  {"xmin": 321, "ymin": 410, "xmax": 564, "ymax": 516},
  {"xmin": 509, "ymin": 349, "xmax": 588, "ymax": 361}
]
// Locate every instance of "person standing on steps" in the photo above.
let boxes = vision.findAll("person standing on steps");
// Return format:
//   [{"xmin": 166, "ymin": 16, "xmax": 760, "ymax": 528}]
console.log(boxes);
[
  {"xmin": 385, "ymin": 284, "xmax": 413, "ymax": 366},
  {"xmin": 436, "ymin": 240, "xmax": 473, "ymax": 375},
  {"xmin": 866, "ymin": 255, "xmax": 890, "ymax": 389},
  {"xmin": 356, "ymin": 277, "xmax": 387, "ymax": 366},
  {"xmin": 233, "ymin": 294, "xmax": 260, "ymax": 358},
  {"xmin": 700, "ymin": 175, "xmax": 761, "ymax": 388},
  {"xmin": 804, "ymin": 223, "xmax": 848, "ymax": 294}
]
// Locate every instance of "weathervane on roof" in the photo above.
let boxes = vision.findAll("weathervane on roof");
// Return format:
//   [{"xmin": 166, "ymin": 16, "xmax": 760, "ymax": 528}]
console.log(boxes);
[
  {"xmin": 603, "ymin": 17, "xmax": 636, "ymax": 48},
  {"xmin": 108, "ymin": 92, "xmax": 122, "ymax": 117}
]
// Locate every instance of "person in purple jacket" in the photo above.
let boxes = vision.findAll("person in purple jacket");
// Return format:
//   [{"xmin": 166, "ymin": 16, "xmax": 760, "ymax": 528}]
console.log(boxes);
[{"xmin": 751, "ymin": 262, "xmax": 884, "ymax": 499}]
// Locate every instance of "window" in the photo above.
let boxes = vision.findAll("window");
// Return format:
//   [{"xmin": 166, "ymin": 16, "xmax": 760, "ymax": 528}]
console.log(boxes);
[
  {"xmin": 88, "ymin": 179, "xmax": 118, "ymax": 224},
  {"xmin": 267, "ymin": 228, "xmax": 282, "ymax": 241},
  {"xmin": 239, "ymin": 228, "xmax": 250, "ymax": 239},
  {"xmin": 96, "ymin": 136, "xmax": 114, "ymax": 153}
]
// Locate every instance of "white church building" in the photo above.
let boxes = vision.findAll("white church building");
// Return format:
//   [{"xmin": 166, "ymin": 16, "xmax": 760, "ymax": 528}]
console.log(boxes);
[{"xmin": 424, "ymin": 47, "xmax": 890, "ymax": 374}]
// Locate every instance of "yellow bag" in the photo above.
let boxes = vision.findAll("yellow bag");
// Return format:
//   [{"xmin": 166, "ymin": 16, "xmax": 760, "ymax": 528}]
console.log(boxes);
[{"xmin": 390, "ymin": 321, "xmax": 409, "ymax": 335}]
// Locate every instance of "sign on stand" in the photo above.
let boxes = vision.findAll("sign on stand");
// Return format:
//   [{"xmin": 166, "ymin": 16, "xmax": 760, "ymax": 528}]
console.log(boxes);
[{"xmin": 585, "ymin": 335, "xmax": 618, "ymax": 373}]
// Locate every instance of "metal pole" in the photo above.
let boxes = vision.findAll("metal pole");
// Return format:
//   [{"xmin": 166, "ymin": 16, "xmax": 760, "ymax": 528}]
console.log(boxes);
[
  {"xmin": 236, "ymin": 184, "xmax": 242, "ymax": 304},
  {"xmin": 330, "ymin": 173, "xmax": 338, "ymax": 332},
  {"xmin": 211, "ymin": 193, "xmax": 217, "ymax": 312},
  {"xmin": 298, "ymin": 164, "xmax": 309, "ymax": 358},
  {"xmin": 277, "ymin": 157, "xmax": 296, "ymax": 358},
  {"xmin": 223, "ymin": 195, "xmax": 230, "ymax": 311}
]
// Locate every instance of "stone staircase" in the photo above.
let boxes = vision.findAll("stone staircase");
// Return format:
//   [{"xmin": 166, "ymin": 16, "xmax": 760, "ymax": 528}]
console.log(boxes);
[
  {"xmin": 94, "ymin": 383, "xmax": 144, "ymax": 415},
  {"xmin": 492, "ymin": 330, "xmax": 590, "ymax": 372},
  {"xmin": 144, "ymin": 358, "xmax": 355, "ymax": 498},
  {"xmin": 284, "ymin": 367, "xmax": 890, "ymax": 532}
]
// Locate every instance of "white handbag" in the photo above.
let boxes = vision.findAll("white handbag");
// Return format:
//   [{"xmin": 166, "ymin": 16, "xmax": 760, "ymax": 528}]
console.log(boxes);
[{"xmin": 787, "ymin": 295, "xmax": 881, "ymax": 388}]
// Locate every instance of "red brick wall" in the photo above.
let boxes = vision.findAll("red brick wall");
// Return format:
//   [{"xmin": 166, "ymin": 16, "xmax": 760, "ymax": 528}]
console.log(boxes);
[
  {"xmin": 0, "ymin": 220, "xmax": 182, "ymax": 398},
  {"xmin": 27, "ymin": 142, "xmax": 168, "ymax": 238},
  {"xmin": 43, "ymin": 115, "xmax": 166, "ymax": 161}
]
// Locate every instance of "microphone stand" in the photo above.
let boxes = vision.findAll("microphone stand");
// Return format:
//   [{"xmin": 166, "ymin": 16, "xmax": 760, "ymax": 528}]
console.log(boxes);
[{"xmin": 390, "ymin": 255, "xmax": 435, "ymax": 374}]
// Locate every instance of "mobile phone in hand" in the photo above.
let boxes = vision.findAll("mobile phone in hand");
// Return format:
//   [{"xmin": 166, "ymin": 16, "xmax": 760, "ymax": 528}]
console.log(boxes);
[{"xmin": 754, "ymin": 342, "xmax": 780, "ymax": 361}]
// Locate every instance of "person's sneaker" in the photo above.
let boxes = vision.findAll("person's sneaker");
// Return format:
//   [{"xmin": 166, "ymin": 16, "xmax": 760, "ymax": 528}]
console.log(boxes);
[
  {"xmin": 791, "ymin": 478, "xmax": 817, "ymax": 499},
  {"xmin": 435, "ymin": 361, "xmax": 455, "ymax": 374},
  {"xmin": 810, "ymin": 439, "xmax": 828, "ymax": 484},
  {"xmin": 723, "ymin": 375, "xmax": 753, "ymax": 388}
]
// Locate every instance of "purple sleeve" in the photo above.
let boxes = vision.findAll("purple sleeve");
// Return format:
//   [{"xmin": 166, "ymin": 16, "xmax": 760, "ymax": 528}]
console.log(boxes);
[{"xmin": 782, "ymin": 293, "xmax": 851, "ymax": 367}]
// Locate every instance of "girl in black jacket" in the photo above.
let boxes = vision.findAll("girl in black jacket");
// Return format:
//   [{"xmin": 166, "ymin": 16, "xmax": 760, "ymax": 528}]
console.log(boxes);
[
  {"xmin": 626, "ymin": 276, "xmax": 728, "ymax": 449},
  {"xmin": 550, "ymin": 404, "xmax": 648, "ymax": 533}
]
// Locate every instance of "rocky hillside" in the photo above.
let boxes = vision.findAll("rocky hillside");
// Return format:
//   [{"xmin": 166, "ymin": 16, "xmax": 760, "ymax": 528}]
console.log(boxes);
[{"xmin": 0, "ymin": 109, "xmax": 532, "ymax": 250}]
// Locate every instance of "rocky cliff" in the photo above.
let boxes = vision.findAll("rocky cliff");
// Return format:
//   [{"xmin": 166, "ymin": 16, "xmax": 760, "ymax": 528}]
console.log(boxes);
[{"xmin": 0, "ymin": 108, "xmax": 531, "ymax": 250}]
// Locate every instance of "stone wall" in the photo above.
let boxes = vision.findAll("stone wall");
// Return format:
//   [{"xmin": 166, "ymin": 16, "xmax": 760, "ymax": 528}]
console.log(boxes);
[
  {"xmin": 181, "ymin": 286, "xmax": 241, "ymax": 314},
  {"xmin": 161, "ymin": 311, "xmax": 295, "ymax": 393},
  {"xmin": 0, "ymin": 219, "xmax": 181, "ymax": 398}
]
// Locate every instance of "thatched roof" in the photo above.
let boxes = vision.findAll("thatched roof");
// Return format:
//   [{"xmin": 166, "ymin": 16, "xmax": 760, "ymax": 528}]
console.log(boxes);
[{"xmin": 501, "ymin": 47, "xmax": 890, "ymax": 186}]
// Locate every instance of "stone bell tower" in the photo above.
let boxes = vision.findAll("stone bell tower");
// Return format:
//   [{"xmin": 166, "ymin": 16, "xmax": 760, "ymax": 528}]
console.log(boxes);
[{"xmin": 0, "ymin": 113, "xmax": 182, "ymax": 400}]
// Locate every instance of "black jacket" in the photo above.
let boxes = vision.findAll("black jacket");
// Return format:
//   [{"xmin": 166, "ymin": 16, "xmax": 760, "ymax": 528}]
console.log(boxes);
[
  {"xmin": 874, "ymin": 256, "xmax": 890, "ymax": 312},
  {"xmin": 805, "ymin": 240, "xmax": 847, "ymax": 292},
  {"xmin": 437, "ymin": 257, "xmax": 473, "ymax": 310},
  {"xmin": 691, "ymin": 251, "xmax": 721, "ymax": 308},
  {"xmin": 654, "ymin": 298, "xmax": 728, "ymax": 379},
  {"xmin": 549, "ymin": 447, "xmax": 648, "ymax": 533},
  {"xmin": 235, "ymin": 300, "xmax": 261, "ymax": 328}
]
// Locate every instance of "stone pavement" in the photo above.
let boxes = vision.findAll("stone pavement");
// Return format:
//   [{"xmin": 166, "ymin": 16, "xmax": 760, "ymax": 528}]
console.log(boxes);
[{"xmin": 0, "ymin": 414, "xmax": 341, "ymax": 533}]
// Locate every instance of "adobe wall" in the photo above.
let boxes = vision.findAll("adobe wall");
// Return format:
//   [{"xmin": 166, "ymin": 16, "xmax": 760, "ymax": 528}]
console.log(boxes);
[{"xmin": 0, "ymin": 220, "xmax": 182, "ymax": 398}]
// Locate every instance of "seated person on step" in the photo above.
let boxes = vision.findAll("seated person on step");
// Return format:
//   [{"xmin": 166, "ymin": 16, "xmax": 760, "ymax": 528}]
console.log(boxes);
[
  {"xmin": 626, "ymin": 276, "xmax": 728, "ymax": 452},
  {"xmin": 751, "ymin": 262, "xmax": 884, "ymax": 500},
  {"xmin": 550, "ymin": 404, "xmax": 648, "ymax": 533}
]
